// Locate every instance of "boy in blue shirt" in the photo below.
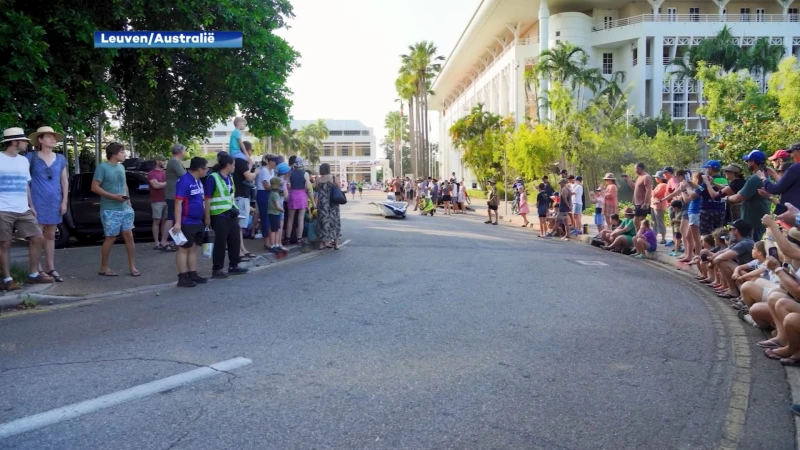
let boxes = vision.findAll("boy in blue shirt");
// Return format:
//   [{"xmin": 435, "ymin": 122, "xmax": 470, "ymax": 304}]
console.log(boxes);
[{"xmin": 229, "ymin": 117, "xmax": 251, "ymax": 163}]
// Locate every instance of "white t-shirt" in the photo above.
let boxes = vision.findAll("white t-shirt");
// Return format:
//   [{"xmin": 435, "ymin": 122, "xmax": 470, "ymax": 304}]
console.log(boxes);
[
  {"xmin": 255, "ymin": 167, "xmax": 271, "ymax": 191},
  {"xmin": 571, "ymin": 184, "xmax": 584, "ymax": 205},
  {"xmin": 0, "ymin": 152, "xmax": 31, "ymax": 213}
]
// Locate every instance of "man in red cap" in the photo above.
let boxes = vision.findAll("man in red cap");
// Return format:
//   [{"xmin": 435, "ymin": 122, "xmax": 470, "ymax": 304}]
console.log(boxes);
[{"xmin": 768, "ymin": 150, "xmax": 790, "ymax": 169}]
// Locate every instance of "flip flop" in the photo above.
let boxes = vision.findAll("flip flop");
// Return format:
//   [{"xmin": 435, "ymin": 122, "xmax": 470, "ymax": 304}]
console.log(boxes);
[
  {"xmin": 98, "ymin": 271, "xmax": 118, "ymax": 277},
  {"xmin": 765, "ymin": 348, "xmax": 786, "ymax": 360},
  {"xmin": 130, "ymin": 270, "xmax": 142, "ymax": 277},
  {"xmin": 781, "ymin": 357, "xmax": 800, "ymax": 367},
  {"xmin": 153, "ymin": 244, "xmax": 165, "ymax": 251},
  {"xmin": 243, "ymin": 252, "xmax": 256, "ymax": 258},
  {"xmin": 757, "ymin": 338, "xmax": 783, "ymax": 349},
  {"xmin": 239, "ymin": 256, "xmax": 251, "ymax": 262},
  {"xmin": 717, "ymin": 293, "xmax": 737, "ymax": 299}
]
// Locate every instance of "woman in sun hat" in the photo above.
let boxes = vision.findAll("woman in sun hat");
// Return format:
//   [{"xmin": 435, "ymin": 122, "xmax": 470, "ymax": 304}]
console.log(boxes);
[
  {"xmin": 601, "ymin": 173, "xmax": 618, "ymax": 228},
  {"xmin": 27, "ymin": 126, "xmax": 68, "ymax": 282}
]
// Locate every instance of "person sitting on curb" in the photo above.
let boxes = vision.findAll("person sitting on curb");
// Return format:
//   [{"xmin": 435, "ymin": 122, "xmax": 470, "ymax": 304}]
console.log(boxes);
[
  {"xmin": 693, "ymin": 234, "xmax": 717, "ymax": 283},
  {"xmin": 602, "ymin": 208, "xmax": 635, "ymax": 252},
  {"xmin": 632, "ymin": 219, "xmax": 657, "ymax": 259},
  {"xmin": 752, "ymin": 252, "xmax": 800, "ymax": 365},
  {"xmin": 172, "ymin": 157, "xmax": 209, "ymax": 287},
  {"xmin": 698, "ymin": 229, "xmax": 730, "ymax": 290},
  {"xmin": 732, "ymin": 240, "xmax": 779, "ymax": 313},
  {"xmin": 598, "ymin": 214, "xmax": 621, "ymax": 243},
  {"xmin": 710, "ymin": 220, "xmax": 755, "ymax": 299}
]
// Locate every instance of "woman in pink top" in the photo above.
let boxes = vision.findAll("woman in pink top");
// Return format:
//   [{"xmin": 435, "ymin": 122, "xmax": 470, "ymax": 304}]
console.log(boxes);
[
  {"xmin": 602, "ymin": 173, "xmax": 619, "ymax": 226},
  {"xmin": 651, "ymin": 171, "xmax": 669, "ymax": 243}
]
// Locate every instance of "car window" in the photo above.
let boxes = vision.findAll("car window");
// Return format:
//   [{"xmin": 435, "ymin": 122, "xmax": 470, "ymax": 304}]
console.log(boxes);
[{"xmin": 78, "ymin": 174, "xmax": 96, "ymax": 197}]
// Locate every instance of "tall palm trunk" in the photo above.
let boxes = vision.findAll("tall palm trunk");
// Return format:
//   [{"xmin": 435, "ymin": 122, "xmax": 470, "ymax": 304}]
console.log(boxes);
[{"xmin": 408, "ymin": 96, "xmax": 417, "ymax": 177}]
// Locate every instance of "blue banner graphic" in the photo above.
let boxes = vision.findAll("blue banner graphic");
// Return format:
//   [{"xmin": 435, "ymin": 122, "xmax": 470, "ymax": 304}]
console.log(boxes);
[{"xmin": 94, "ymin": 31, "xmax": 242, "ymax": 48}]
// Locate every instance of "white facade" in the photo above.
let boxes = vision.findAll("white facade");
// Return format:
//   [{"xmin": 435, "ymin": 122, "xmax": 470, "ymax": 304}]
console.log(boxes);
[
  {"xmin": 290, "ymin": 119, "xmax": 381, "ymax": 183},
  {"xmin": 430, "ymin": 0, "xmax": 800, "ymax": 185}
]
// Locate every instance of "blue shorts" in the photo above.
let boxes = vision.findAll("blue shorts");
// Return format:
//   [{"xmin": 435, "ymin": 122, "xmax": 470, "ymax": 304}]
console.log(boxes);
[
  {"xmin": 101, "ymin": 208, "xmax": 134, "ymax": 237},
  {"xmin": 268, "ymin": 214, "xmax": 281, "ymax": 232},
  {"xmin": 594, "ymin": 213, "xmax": 604, "ymax": 226},
  {"xmin": 648, "ymin": 243, "xmax": 657, "ymax": 253}
]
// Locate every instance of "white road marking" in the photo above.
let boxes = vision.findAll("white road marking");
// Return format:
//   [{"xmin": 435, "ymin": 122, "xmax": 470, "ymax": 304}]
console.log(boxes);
[
  {"xmin": 0, "ymin": 357, "xmax": 252, "ymax": 440},
  {"xmin": 575, "ymin": 260, "xmax": 609, "ymax": 266}
]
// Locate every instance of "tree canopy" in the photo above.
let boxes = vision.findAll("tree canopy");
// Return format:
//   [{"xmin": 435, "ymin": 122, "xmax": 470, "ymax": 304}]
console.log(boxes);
[{"xmin": 1, "ymin": 0, "xmax": 299, "ymax": 157}]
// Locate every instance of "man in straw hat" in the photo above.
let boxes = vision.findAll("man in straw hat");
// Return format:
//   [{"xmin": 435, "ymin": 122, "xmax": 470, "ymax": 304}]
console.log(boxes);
[
  {"xmin": 602, "ymin": 207, "xmax": 636, "ymax": 252},
  {"xmin": 0, "ymin": 128, "xmax": 54, "ymax": 290}
]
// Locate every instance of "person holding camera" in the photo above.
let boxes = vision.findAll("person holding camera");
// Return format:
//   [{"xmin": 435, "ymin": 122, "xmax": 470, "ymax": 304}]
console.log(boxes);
[
  {"xmin": 723, "ymin": 150, "xmax": 771, "ymax": 240},
  {"xmin": 204, "ymin": 153, "xmax": 248, "ymax": 279}
]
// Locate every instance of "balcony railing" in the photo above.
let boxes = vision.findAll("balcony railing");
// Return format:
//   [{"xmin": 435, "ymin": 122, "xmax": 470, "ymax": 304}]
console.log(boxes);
[{"xmin": 594, "ymin": 13, "xmax": 798, "ymax": 30}]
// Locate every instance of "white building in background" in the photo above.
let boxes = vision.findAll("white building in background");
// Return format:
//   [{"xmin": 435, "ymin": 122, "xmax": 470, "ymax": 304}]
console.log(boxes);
[
  {"xmin": 430, "ymin": 0, "xmax": 800, "ymax": 186},
  {"xmin": 291, "ymin": 119, "xmax": 382, "ymax": 183}
]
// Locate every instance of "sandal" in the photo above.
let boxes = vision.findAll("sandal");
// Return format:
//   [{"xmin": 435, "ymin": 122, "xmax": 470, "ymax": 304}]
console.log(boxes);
[
  {"xmin": 239, "ymin": 256, "xmax": 251, "ymax": 262},
  {"xmin": 243, "ymin": 252, "xmax": 256, "ymax": 258},
  {"xmin": 161, "ymin": 245, "xmax": 177, "ymax": 252},
  {"xmin": 717, "ymin": 293, "xmax": 737, "ymax": 299},
  {"xmin": 46, "ymin": 270, "xmax": 63, "ymax": 283},
  {"xmin": 153, "ymin": 244, "xmax": 165, "ymax": 251},
  {"xmin": 781, "ymin": 357, "xmax": 800, "ymax": 367},
  {"xmin": 757, "ymin": 338, "xmax": 783, "ymax": 349},
  {"xmin": 98, "ymin": 271, "xmax": 118, "ymax": 277},
  {"xmin": 130, "ymin": 269, "xmax": 142, "ymax": 277},
  {"xmin": 765, "ymin": 348, "xmax": 787, "ymax": 360}
]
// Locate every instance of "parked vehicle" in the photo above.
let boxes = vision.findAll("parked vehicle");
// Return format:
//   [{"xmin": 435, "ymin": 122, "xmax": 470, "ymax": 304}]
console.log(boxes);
[{"xmin": 55, "ymin": 171, "xmax": 154, "ymax": 248}]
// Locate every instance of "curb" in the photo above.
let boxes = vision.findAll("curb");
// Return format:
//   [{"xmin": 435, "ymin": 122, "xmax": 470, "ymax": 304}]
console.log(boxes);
[{"xmin": 0, "ymin": 244, "xmax": 308, "ymax": 311}]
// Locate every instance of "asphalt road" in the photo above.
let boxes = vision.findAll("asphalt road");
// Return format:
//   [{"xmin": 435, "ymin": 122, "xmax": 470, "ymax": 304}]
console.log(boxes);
[{"xmin": 0, "ymin": 192, "xmax": 794, "ymax": 449}]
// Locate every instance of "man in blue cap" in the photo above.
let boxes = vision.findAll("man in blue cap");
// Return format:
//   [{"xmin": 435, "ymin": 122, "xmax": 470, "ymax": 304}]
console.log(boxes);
[
  {"xmin": 703, "ymin": 160, "xmax": 728, "ymax": 187},
  {"xmin": 724, "ymin": 150, "xmax": 771, "ymax": 240},
  {"xmin": 758, "ymin": 142, "xmax": 800, "ymax": 215}
]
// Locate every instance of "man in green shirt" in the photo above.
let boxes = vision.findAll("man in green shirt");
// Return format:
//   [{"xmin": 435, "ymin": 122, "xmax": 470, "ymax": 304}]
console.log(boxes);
[
  {"xmin": 91, "ymin": 143, "xmax": 139, "ymax": 277},
  {"xmin": 605, "ymin": 207, "xmax": 636, "ymax": 252},
  {"xmin": 725, "ymin": 150, "xmax": 770, "ymax": 240}
]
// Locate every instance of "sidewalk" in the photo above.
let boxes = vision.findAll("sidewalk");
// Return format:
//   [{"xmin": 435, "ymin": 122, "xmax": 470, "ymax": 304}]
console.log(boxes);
[{"xmin": 1, "ymin": 238, "xmax": 309, "ymax": 308}]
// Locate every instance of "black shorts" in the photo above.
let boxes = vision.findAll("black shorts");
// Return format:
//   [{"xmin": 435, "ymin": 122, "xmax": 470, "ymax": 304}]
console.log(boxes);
[
  {"xmin": 634, "ymin": 205, "xmax": 650, "ymax": 217},
  {"xmin": 166, "ymin": 199, "xmax": 176, "ymax": 221},
  {"xmin": 442, "ymin": 195, "xmax": 452, "ymax": 202},
  {"xmin": 488, "ymin": 204, "xmax": 498, "ymax": 211},
  {"xmin": 268, "ymin": 214, "xmax": 281, "ymax": 232},
  {"xmin": 358, "ymin": 188, "xmax": 362, "ymax": 192},
  {"xmin": 180, "ymin": 224, "xmax": 204, "ymax": 249}
]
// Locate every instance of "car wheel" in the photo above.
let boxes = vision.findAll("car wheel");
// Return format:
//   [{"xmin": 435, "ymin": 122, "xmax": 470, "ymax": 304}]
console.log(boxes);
[{"xmin": 54, "ymin": 223, "xmax": 71, "ymax": 248}]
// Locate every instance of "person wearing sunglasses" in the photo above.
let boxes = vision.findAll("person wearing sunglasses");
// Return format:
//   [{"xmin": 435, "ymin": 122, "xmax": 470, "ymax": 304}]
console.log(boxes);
[{"xmin": 26, "ymin": 126, "xmax": 69, "ymax": 282}]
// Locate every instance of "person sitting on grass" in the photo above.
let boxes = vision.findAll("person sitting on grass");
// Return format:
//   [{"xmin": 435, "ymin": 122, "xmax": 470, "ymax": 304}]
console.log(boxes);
[
  {"xmin": 602, "ymin": 208, "xmax": 636, "ymax": 253},
  {"xmin": 632, "ymin": 219, "xmax": 658, "ymax": 259},
  {"xmin": 709, "ymin": 220, "xmax": 755, "ymax": 299}
]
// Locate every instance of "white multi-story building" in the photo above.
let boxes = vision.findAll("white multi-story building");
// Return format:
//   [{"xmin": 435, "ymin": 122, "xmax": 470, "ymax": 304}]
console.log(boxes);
[
  {"xmin": 430, "ymin": 0, "xmax": 800, "ymax": 185},
  {"xmin": 290, "ymin": 119, "xmax": 382, "ymax": 183}
]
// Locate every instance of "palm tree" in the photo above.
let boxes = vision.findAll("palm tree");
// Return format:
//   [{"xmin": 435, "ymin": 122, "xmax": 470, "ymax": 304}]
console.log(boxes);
[
  {"xmin": 743, "ymin": 37, "xmax": 785, "ymax": 92},
  {"xmin": 535, "ymin": 42, "xmax": 588, "ymax": 86},
  {"xmin": 399, "ymin": 41, "xmax": 444, "ymax": 177},
  {"xmin": 396, "ymin": 72, "xmax": 417, "ymax": 177}
]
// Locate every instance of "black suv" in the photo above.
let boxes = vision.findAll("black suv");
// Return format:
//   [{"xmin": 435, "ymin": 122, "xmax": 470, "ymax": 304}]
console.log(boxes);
[{"xmin": 55, "ymin": 171, "xmax": 154, "ymax": 248}]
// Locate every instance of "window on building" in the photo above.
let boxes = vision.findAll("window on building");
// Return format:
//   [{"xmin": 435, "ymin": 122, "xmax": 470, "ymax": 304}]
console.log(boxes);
[
  {"xmin": 602, "ymin": 53, "xmax": 613, "ymax": 74},
  {"xmin": 689, "ymin": 7, "xmax": 700, "ymax": 21},
  {"xmin": 214, "ymin": 131, "xmax": 227, "ymax": 137},
  {"xmin": 603, "ymin": 16, "xmax": 613, "ymax": 29},
  {"xmin": 672, "ymin": 102, "xmax": 685, "ymax": 118},
  {"xmin": 323, "ymin": 145, "xmax": 333, "ymax": 156},
  {"xmin": 756, "ymin": 8, "xmax": 765, "ymax": 21},
  {"xmin": 667, "ymin": 8, "xmax": 677, "ymax": 21},
  {"xmin": 340, "ymin": 145, "xmax": 350, "ymax": 156},
  {"xmin": 740, "ymin": 8, "xmax": 750, "ymax": 21},
  {"xmin": 556, "ymin": 40, "xmax": 561, "ymax": 45},
  {"xmin": 343, "ymin": 130, "xmax": 361, "ymax": 136},
  {"xmin": 361, "ymin": 130, "xmax": 370, "ymax": 136},
  {"xmin": 789, "ymin": 8, "xmax": 798, "ymax": 22},
  {"xmin": 555, "ymin": 31, "xmax": 561, "ymax": 37},
  {"xmin": 329, "ymin": 130, "xmax": 342, "ymax": 136},
  {"xmin": 632, "ymin": 48, "xmax": 638, "ymax": 66}
]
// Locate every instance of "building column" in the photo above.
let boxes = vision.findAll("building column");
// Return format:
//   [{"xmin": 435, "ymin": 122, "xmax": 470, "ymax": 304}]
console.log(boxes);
[
  {"xmin": 538, "ymin": 0, "xmax": 549, "ymax": 123},
  {"xmin": 776, "ymin": 0, "xmax": 795, "ymax": 16},
  {"xmin": 647, "ymin": 0, "xmax": 665, "ymax": 19},
  {"xmin": 651, "ymin": 35, "xmax": 664, "ymax": 119},
  {"xmin": 635, "ymin": 37, "xmax": 648, "ymax": 116},
  {"xmin": 712, "ymin": 0, "xmax": 731, "ymax": 19},
  {"xmin": 500, "ymin": 66, "xmax": 510, "ymax": 117}
]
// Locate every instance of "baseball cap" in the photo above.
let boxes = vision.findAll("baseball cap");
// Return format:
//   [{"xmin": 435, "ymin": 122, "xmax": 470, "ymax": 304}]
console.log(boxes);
[
  {"xmin": 560, "ymin": 169, "xmax": 568, "ymax": 174},
  {"xmin": 729, "ymin": 219, "xmax": 752, "ymax": 237},
  {"xmin": 154, "ymin": 155, "xmax": 166, "ymax": 161},
  {"xmin": 703, "ymin": 160, "xmax": 722, "ymax": 170},
  {"xmin": 663, "ymin": 167, "xmax": 675, "ymax": 174},
  {"xmin": 769, "ymin": 149, "xmax": 789, "ymax": 160},
  {"xmin": 654, "ymin": 171, "xmax": 665, "ymax": 180},
  {"xmin": 789, "ymin": 142, "xmax": 800, "ymax": 152},
  {"xmin": 575, "ymin": 176, "xmax": 582, "ymax": 181},
  {"xmin": 277, "ymin": 162, "xmax": 291, "ymax": 175},
  {"xmin": 742, "ymin": 150, "xmax": 766, "ymax": 163}
]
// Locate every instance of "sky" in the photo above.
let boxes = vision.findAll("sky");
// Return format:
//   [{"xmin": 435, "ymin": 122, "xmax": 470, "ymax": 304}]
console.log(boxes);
[{"xmin": 278, "ymin": 0, "xmax": 481, "ymax": 157}]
